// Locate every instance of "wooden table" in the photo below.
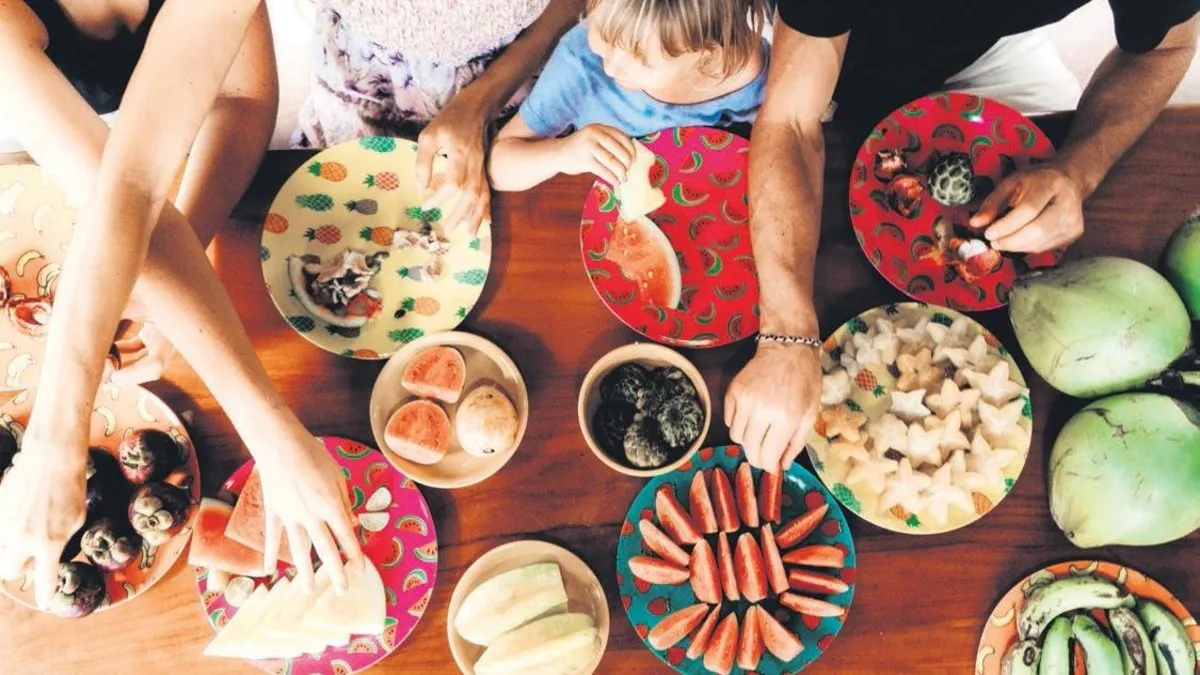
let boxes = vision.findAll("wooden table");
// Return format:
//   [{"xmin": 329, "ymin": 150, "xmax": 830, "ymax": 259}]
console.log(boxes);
[{"xmin": 1, "ymin": 108, "xmax": 1198, "ymax": 675}]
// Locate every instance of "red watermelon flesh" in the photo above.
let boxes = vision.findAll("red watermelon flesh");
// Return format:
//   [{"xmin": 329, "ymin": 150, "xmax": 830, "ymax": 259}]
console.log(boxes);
[
  {"xmin": 605, "ymin": 216, "xmax": 682, "ymax": 309},
  {"xmin": 400, "ymin": 346, "xmax": 466, "ymax": 404},
  {"xmin": 189, "ymin": 498, "xmax": 267, "ymax": 576},
  {"xmin": 225, "ymin": 469, "xmax": 295, "ymax": 566}
]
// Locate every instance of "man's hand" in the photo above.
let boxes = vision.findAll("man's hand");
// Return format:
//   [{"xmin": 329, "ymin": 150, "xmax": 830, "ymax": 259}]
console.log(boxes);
[
  {"xmin": 968, "ymin": 163, "xmax": 1086, "ymax": 253},
  {"xmin": 726, "ymin": 343, "xmax": 821, "ymax": 474}
]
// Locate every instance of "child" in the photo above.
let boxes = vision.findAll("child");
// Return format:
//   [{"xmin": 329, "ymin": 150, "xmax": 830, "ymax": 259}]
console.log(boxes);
[{"xmin": 489, "ymin": 0, "xmax": 772, "ymax": 191}]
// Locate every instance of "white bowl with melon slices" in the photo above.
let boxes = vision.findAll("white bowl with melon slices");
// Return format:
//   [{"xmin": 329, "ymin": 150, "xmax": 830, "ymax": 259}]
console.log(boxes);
[{"xmin": 369, "ymin": 331, "xmax": 529, "ymax": 489}]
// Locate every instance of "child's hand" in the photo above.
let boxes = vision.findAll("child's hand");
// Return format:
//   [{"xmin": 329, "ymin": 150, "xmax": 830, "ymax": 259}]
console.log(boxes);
[{"xmin": 562, "ymin": 125, "xmax": 637, "ymax": 186}]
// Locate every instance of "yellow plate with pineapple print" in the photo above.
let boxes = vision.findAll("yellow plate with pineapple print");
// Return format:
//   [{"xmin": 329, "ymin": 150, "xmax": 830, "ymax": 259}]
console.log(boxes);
[{"xmin": 261, "ymin": 137, "xmax": 492, "ymax": 359}]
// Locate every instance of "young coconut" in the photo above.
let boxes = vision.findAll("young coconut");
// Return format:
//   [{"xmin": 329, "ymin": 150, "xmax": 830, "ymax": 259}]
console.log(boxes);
[
  {"xmin": 48, "ymin": 562, "xmax": 107, "ymax": 619},
  {"xmin": 128, "ymin": 482, "xmax": 192, "ymax": 547},
  {"xmin": 1162, "ymin": 209, "xmax": 1200, "ymax": 320},
  {"xmin": 80, "ymin": 518, "xmax": 142, "ymax": 572}
]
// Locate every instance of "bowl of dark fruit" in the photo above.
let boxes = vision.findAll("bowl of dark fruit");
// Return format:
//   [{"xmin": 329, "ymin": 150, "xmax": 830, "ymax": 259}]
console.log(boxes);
[{"xmin": 578, "ymin": 343, "xmax": 711, "ymax": 478}]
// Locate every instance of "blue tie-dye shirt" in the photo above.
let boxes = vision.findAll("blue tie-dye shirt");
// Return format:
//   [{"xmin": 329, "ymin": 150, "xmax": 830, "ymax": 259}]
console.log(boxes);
[{"xmin": 519, "ymin": 24, "xmax": 768, "ymax": 138}]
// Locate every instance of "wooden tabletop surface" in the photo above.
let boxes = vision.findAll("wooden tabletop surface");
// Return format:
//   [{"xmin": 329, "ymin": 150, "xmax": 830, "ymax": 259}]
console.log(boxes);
[{"xmin": 1, "ymin": 108, "xmax": 1198, "ymax": 675}]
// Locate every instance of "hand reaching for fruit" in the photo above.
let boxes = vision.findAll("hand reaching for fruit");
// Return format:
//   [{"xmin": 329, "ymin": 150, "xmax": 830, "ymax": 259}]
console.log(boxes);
[
  {"xmin": 562, "ymin": 124, "xmax": 637, "ymax": 187},
  {"xmin": 968, "ymin": 163, "xmax": 1086, "ymax": 253},
  {"xmin": 416, "ymin": 93, "xmax": 492, "ymax": 237},
  {"xmin": 0, "ymin": 434, "xmax": 87, "ymax": 611},
  {"xmin": 726, "ymin": 344, "xmax": 822, "ymax": 473},
  {"xmin": 252, "ymin": 430, "xmax": 364, "ymax": 595}
]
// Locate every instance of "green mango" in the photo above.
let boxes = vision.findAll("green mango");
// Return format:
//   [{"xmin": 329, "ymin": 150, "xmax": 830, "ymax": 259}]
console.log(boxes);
[
  {"xmin": 1163, "ymin": 211, "xmax": 1200, "ymax": 320},
  {"xmin": 1050, "ymin": 393, "xmax": 1200, "ymax": 547}
]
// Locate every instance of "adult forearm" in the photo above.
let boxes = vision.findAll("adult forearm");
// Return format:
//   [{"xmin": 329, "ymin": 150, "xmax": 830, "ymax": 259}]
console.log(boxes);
[
  {"xmin": 1056, "ymin": 39, "xmax": 1196, "ymax": 197},
  {"xmin": 488, "ymin": 137, "xmax": 568, "ymax": 190},
  {"xmin": 748, "ymin": 119, "xmax": 824, "ymax": 336}
]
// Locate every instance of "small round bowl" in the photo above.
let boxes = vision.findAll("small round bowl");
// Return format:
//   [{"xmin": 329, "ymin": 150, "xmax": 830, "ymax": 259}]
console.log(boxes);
[
  {"xmin": 577, "ymin": 342, "xmax": 711, "ymax": 478},
  {"xmin": 447, "ymin": 540, "xmax": 610, "ymax": 675},
  {"xmin": 369, "ymin": 331, "xmax": 529, "ymax": 489}
]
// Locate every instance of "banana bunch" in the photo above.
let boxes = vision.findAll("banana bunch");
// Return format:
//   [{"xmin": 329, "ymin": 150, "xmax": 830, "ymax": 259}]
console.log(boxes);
[{"xmin": 1000, "ymin": 575, "xmax": 1197, "ymax": 675}]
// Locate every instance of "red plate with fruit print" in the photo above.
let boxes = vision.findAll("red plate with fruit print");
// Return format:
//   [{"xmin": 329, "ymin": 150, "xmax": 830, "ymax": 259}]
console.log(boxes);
[
  {"xmin": 195, "ymin": 437, "xmax": 438, "ymax": 675},
  {"xmin": 848, "ymin": 93, "xmax": 1063, "ymax": 311},
  {"xmin": 616, "ymin": 445, "xmax": 856, "ymax": 674},
  {"xmin": 581, "ymin": 127, "xmax": 759, "ymax": 348}
]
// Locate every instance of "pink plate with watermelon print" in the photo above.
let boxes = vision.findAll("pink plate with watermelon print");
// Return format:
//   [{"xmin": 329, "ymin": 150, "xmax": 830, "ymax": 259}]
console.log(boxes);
[
  {"xmin": 195, "ymin": 437, "xmax": 438, "ymax": 675},
  {"xmin": 848, "ymin": 93, "xmax": 1064, "ymax": 312},
  {"xmin": 581, "ymin": 127, "xmax": 759, "ymax": 348}
]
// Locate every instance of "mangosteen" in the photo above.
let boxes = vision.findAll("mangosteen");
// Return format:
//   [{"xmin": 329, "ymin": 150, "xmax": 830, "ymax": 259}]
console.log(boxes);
[
  {"xmin": 85, "ymin": 448, "xmax": 127, "ymax": 519},
  {"xmin": 623, "ymin": 414, "xmax": 670, "ymax": 469},
  {"xmin": 874, "ymin": 148, "xmax": 908, "ymax": 182},
  {"xmin": 885, "ymin": 174, "xmax": 925, "ymax": 218},
  {"xmin": 48, "ymin": 561, "xmax": 106, "ymax": 618},
  {"xmin": 591, "ymin": 402, "xmax": 635, "ymax": 458},
  {"xmin": 640, "ymin": 367, "xmax": 698, "ymax": 415},
  {"xmin": 128, "ymin": 482, "xmax": 191, "ymax": 547},
  {"xmin": 653, "ymin": 395, "xmax": 705, "ymax": 449},
  {"xmin": 80, "ymin": 518, "xmax": 142, "ymax": 572},
  {"xmin": 118, "ymin": 429, "xmax": 180, "ymax": 485},
  {"xmin": 599, "ymin": 363, "xmax": 649, "ymax": 408},
  {"xmin": 0, "ymin": 426, "xmax": 16, "ymax": 475}
]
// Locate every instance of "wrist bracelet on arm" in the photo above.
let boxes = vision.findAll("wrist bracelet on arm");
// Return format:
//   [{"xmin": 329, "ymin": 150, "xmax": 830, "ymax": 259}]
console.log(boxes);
[{"xmin": 756, "ymin": 333, "xmax": 823, "ymax": 349}]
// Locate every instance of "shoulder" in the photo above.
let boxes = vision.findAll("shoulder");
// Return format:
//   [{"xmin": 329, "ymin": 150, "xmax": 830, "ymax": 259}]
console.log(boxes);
[
  {"xmin": 0, "ymin": 1, "xmax": 49, "ymax": 52},
  {"xmin": 547, "ymin": 23, "xmax": 598, "ymax": 70},
  {"xmin": 775, "ymin": 0, "xmax": 860, "ymax": 37},
  {"xmin": 1109, "ymin": 0, "xmax": 1200, "ymax": 52}
]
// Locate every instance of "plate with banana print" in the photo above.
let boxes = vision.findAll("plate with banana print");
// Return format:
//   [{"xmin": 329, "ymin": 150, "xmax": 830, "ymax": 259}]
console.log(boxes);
[
  {"xmin": 976, "ymin": 560, "xmax": 1198, "ymax": 675},
  {"xmin": 261, "ymin": 137, "xmax": 493, "ymax": 360}
]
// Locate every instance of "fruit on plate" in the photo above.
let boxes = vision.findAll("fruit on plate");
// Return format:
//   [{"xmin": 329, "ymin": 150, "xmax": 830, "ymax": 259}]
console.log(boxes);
[
  {"xmin": 1008, "ymin": 257, "xmax": 1190, "ymax": 398},
  {"xmin": 592, "ymin": 402, "xmax": 635, "ymax": 459},
  {"xmin": 1036, "ymin": 616, "xmax": 1072, "ymax": 675},
  {"xmin": 885, "ymin": 174, "xmax": 924, "ymax": 218},
  {"xmin": 48, "ymin": 561, "xmax": 107, "ymax": 619},
  {"xmin": 287, "ymin": 250, "xmax": 387, "ymax": 328},
  {"xmin": 716, "ymin": 532, "xmax": 739, "ymax": 602},
  {"xmin": 787, "ymin": 569, "xmax": 850, "ymax": 595},
  {"xmin": 1162, "ymin": 210, "xmax": 1200, "ymax": 319},
  {"xmin": 624, "ymin": 413, "xmax": 669, "ymax": 469},
  {"xmin": 760, "ymin": 524, "xmax": 788, "ymax": 596},
  {"xmin": 9, "ymin": 297, "xmax": 52, "ymax": 338},
  {"xmin": 758, "ymin": 470, "xmax": 782, "ymax": 524},
  {"xmin": 734, "ymin": 462, "xmax": 759, "ymax": 529},
  {"xmin": 80, "ymin": 517, "xmax": 141, "ymax": 572},
  {"xmin": 653, "ymin": 395, "xmax": 705, "ymax": 450},
  {"xmin": 928, "ymin": 152, "xmax": 975, "ymax": 206},
  {"xmin": 455, "ymin": 384, "xmax": 519, "ymax": 457},
  {"xmin": 117, "ymin": 429, "xmax": 180, "ymax": 485},
  {"xmin": 779, "ymin": 592, "xmax": 846, "ymax": 618},
  {"xmin": 781, "ymin": 545, "xmax": 845, "ymax": 568},
  {"xmin": 648, "ymin": 603, "xmax": 709, "ymax": 650},
  {"xmin": 128, "ymin": 482, "xmax": 192, "ymax": 547},
  {"xmin": 590, "ymin": 363, "xmax": 705, "ymax": 471},
  {"xmin": 736, "ymin": 601, "xmax": 763, "ymax": 670},
  {"xmin": 401, "ymin": 346, "xmax": 466, "ymax": 404},
  {"xmin": 455, "ymin": 562, "xmax": 570, "ymax": 647},
  {"xmin": 689, "ymin": 470, "xmax": 719, "ymax": 534},
  {"xmin": 689, "ymin": 539, "xmax": 720, "ymax": 604},
  {"xmin": 1072, "ymin": 614, "xmax": 1122, "ymax": 675},
  {"xmin": 304, "ymin": 559, "xmax": 387, "ymax": 636},
  {"xmin": 604, "ymin": 215, "xmax": 682, "ymax": 309},
  {"xmin": 85, "ymin": 448, "xmax": 128, "ymax": 519},
  {"xmin": 686, "ymin": 604, "xmax": 723, "ymax": 660},
  {"xmin": 710, "ymin": 467, "xmax": 739, "ymax": 533},
  {"xmin": 225, "ymin": 469, "xmax": 294, "ymax": 565},
  {"xmin": 655, "ymin": 484, "xmax": 701, "ymax": 545},
  {"xmin": 188, "ymin": 498, "xmax": 267, "ymax": 577},
  {"xmin": 776, "ymin": 503, "xmax": 829, "ymax": 549},
  {"xmin": 704, "ymin": 612, "xmax": 738, "ymax": 675},
  {"xmin": 1049, "ymin": 393, "xmax": 1200, "ymax": 548},
  {"xmin": 874, "ymin": 149, "xmax": 908, "ymax": 182},
  {"xmin": 600, "ymin": 363, "xmax": 650, "ymax": 409},
  {"xmin": 1137, "ymin": 598, "xmax": 1197, "ymax": 674},
  {"xmin": 1017, "ymin": 576, "xmax": 1133, "ymax": 641},
  {"xmin": 384, "ymin": 399, "xmax": 452, "ymax": 465},
  {"xmin": 755, "ymin": 605, "xmax": 804, "ymax": 662},
  {"xmin": 1107, "ymin": 606, "xmax": 1155, "ymax": 675},
  {"xmin": 614, "ymin": 141, "xmax": 666, "ymax": 220},
  {"xmin": 734, "ymin": 532, "xmax": 767, "ymax": 603},
  {"xmin": 473, "ymin": 612, "xmax": 602, "ymax": 675},
  {"xmin": 630, "ymin": 556, "xmax": 689, "ymax": 586},
  {"xmin": 639, "ymin": 518, "xmax": 689, "ymax": 567}
]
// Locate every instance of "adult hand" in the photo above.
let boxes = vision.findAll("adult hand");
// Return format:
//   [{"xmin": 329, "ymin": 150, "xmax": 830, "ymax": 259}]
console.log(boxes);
[
  {"xmin": 255, "ymin": 428, "xmax": 364, "ymax": 594},
  {"xmin": 562, "ymin": 124, "xmax": 635, "ymax": 187},
  {"xmin": 725, "ymin": 343, "xmax": 821, "ymax": 474},
  {"xmin": 968, "ymin": 164, "xmax": 1086, "ymax": 252},
  {"xmin": 0, "ymin": 434, "xmax": 87, "ymax": 611},
  {"xmin": 110, "ymin": 322, "xmax": 176, "ymax": 386},
  {"xmin": 416, "ymin": 95, "xmax": 492, "ymax": 237}
]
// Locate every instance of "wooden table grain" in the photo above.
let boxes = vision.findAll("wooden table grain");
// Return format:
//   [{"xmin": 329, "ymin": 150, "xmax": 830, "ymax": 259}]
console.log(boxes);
[{"xmin": 1, "ymin": 109, "xmax": 1198, "ymax": 675}]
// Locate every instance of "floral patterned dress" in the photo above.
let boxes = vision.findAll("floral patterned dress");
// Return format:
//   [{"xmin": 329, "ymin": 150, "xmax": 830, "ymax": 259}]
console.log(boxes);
[{"xmin": 292, "ymin": 0, "xmax": 551, "ymax": 148}]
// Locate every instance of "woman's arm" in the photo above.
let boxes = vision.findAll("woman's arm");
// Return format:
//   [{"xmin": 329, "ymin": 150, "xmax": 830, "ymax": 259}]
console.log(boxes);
[{"xmin": 418, "ymin": 0, "xmax": 586, "ymax": 231}]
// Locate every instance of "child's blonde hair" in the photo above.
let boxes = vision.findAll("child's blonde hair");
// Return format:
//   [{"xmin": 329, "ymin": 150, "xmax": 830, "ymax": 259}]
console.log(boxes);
[{"xmin": 586, "ymin": 0, "xmax": 772, "ymax": 80}]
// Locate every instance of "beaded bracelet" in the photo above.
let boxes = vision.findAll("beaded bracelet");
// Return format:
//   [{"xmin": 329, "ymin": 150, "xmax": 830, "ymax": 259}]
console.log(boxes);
[{"xmin": 756, "ymin": 333, "xmax": 823, "ymax": 349}]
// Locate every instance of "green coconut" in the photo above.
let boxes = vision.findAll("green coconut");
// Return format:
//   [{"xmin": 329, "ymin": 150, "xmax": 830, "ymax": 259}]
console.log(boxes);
[
  {"xmin": 1049, "ymin": 393, "xmax": 1200, "ymax": 548},
  {"xmin": 1162, "ymin": 210, "xmax": 1200, "ymax": 320},
  {"xmin": 1008, "ymin": 257, "xmax": 1192, "ymax": 398}
]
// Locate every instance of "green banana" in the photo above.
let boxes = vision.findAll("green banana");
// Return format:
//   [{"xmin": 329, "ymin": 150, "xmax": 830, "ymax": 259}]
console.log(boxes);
[
  {"xmin": 1137, "ymin": 600, "xmax": 1198, "ymax": 675},
  {"xmin": 1038, "ymin": 616, "xmax": 1073, "ymax": 675},
  {"xmin": 1019, "ymin": 576, "xmax": 1135, "ymax": 640},
  {"xmin": 1073, "ymin": 614, "xmax": 1125, "ymax": 675},
  {"xmin": 1002, "ymin": 638, "xmax": 1041, "ymax": 675},
  {"xmin": 1109, "ymin": 606, "xmax": 1158, "ymax": 675}
]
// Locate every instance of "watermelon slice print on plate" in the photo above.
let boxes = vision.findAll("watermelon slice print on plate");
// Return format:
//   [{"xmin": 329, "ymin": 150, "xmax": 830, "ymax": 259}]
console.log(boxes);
[
  {"xmin": 194, "ymin": 437, "xmax": 439, "ymax": 675},
  {"xmin": 581, "ymin": 127, "xmax": 759, "ymax": 349}
]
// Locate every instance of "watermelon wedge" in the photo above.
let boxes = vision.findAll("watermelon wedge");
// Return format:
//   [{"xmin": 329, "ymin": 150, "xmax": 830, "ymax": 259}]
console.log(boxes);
[
  {"xmin": 225, "ymin": 469, "xmax": 294, "ymax": 565},
  {"xmin": 605, "ymin": 216, "xmax": 682, "ymax": 309}
]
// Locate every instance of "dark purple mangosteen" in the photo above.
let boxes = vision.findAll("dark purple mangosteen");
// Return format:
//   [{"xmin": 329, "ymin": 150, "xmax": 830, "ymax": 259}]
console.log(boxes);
[
  {"xmin": 117, "ymin": 430, "xmax": 180, "ymax": 485},
  {"xmin": 80, "ymin": 518, "xmax": 142, "ymax": 572},
  {"xmin": 48, "ymin": 561, "xmax": 106, "ymax": 618},
  {"xmin": 128, "ymin": 482, "xmax": 191, "ymax": 547}
]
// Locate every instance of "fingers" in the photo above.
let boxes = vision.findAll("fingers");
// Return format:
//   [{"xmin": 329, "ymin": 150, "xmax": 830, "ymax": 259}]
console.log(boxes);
[
  {"xmin": 285, "ymin": 524, "xmax": 314, "ymax": 592},
  {"xmin": 588, "ymin": 149, "xmax": 627, "ymax": 187},
  {"xmin": 968, "ymin": 178, "xmax": 1021, "ymax": 228},
  {"xmin": 444, "ymin": 167, "xmax": 486, "ymax": 237},
  {"xmin": 33, "ymin": 547, "xmax": 58, "ymax": 611},
  {"xmin": 782, "ymin": 431, "xmax": 808, "ymax": 470},
  {"xmin": 593, "ymin": 135, "xmax": 634, "ymax": 183},
  {"xmin": 328, "ymin": 507, "xmax": 364, "ymax": 569},
  {"xmin": 262, "ymin": 513, "xmax": 281, "ymax": 573},
  {"xmin": 723, "ymin": 389, "xmax": 737, "ymax": 429},
  {"xmin": 0, "ymin": 542, "xmax": 27, "ymax": 581},
  {"xmin": 759, "ymin": 424, "xmax": 794, "ymax": 475},
  {"xmin": 729, "ymin": 403, "xmax": 749, "ymax": 448},
  {"xmin": 466, "ymin": 197, "xmax": 491, "ymax": 238},
  {"xmin": 992, "ymin": 203, "xmax": 1082, "ymax": 253},
  {"xmin": 414, "ymin": 131, "xmax": 439, "ymax": 192},
  {"xmin": 741, "ymin": 417, "xmax": 769, "ymax": 470},
  {"xmin": 308, "ymin": 522, "xmax": 347, "ymax": 595}
]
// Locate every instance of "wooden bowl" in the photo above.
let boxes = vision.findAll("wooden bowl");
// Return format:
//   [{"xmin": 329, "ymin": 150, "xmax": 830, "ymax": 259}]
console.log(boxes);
[
  {"xmin": 577, "ymin": 342, "xmax": 710, "ymax": 478},
  {"xmin": 369, "ymin": 331, "xmax": 529, "ymax": 489},
  {"xmin": 447, "ymin": 540, "xmax": 610, "ymax": 675}
]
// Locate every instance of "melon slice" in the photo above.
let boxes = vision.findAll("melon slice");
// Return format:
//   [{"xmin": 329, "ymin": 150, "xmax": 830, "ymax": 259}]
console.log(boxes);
[
  {"xmin": 225, "ymin": 469, "xmax": 295, "ymax": 566},
  {"xmin": 190, "ymin": 498, "xmax": 267, "ymax": 577},
  {"xmin": 401, "ymin": 346, "xmax": 466, "ymax": 404},
  {"xmin": 384, "ymin": 399, "xmax": 451, "ymax": 465},
  {"xmin": 615, "ymin": 142, "xmax": 666, "ymax": 220},
  {"xmin": 266, "ymin": 566, "xmax": 349, "ymax": 653},
  {"xmin": 473, "ymin": 613, "xmax": 600, "ymax": 675},
  {"xmin": 605, "ymin": 216, "xmax": 682, "ymax": 309},
  {"xmin": 242, "ymin": 578, "xmax": 307, "ymax": 660},
  {"xmin": 204, "ymin": 584, "xmax": 271, "ymax": 658},
  {"xmin": 454, "ymin": 562, "xmax": 570, "ymax": 647},
  {"xmin": 302, "ymin": 560, "xmax": 388, "ymax": 636}
]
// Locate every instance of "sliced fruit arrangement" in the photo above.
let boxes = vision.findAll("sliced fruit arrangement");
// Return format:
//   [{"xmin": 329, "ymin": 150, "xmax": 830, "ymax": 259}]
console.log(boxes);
[
  {"xmin": 195, "ymin": 438, "xmax": 438, "ymax": 674},
  {"xmin": 977, "ymin": 560, "xmax": 1199, "ymax": 675},
  {"xmin": 618, "ymin": 447, "xmax": 856, "ymax": 674}
]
